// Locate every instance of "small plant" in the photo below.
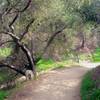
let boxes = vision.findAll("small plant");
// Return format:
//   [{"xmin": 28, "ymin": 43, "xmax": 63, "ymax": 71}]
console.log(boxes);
[
  {"xmin": 36, "ymin": 59, "xmax": 77, "ymax": 72},
  {"xmin": 0, "ymin": 48, "xmax": 12, "ymax": 57},
  {"xmin": 36, "ymin": 59, "xmax": 54, "ymax": 71},
  {"xmin": 93, "ymin": 48, "xmax": 100, "ymax": 62},
  {"xmin": 0, "ymin": 90, "xmax": 9, "ymax": 100}
]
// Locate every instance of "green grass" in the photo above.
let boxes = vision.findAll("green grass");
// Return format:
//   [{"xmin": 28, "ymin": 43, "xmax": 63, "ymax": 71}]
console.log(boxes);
[
  {"xmin": 36, "ymin": 59, "xmax": 77, "ymax": 72},
  {"xmin": 0, "ymin": 71, "xmax": 10, "ymax": 100},
  {"xmin": 0, "ymin": 69, "xmax": 15, "ymax": 100},
  {"xmin": 79, "ymin": 54, "xmax": 92, "ymax": 61},
  {"xmin": 0, "ymin": 70, "xmax": 13, "ymax": 84},
  {"xmin": 0, "ymin": 90, "xmax": 9, "ymax": 100},
  {"xmin": 36, "ymin": 59, "xmax": 54, "ymax": 71},
  {"xmin": 81, "ymin": 71, "xmax": 100, "ymax": 100},
  {"xmin": 0, "ymin": 47, "xmax": 12, "ymax": 100},
  {"xmin": 93, "ymin": 48, "xmax": 100, "ymax": 62},
  {"xmin": 0, "ymin": 71, "xmax": 8, "ymax": 83}
]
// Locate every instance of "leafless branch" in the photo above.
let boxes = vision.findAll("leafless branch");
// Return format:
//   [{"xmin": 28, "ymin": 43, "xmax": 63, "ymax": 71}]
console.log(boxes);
[
  {"xmin": 9, "ymin": 13, "xmax": 19, "ymax": 32},
  {"xmin": 43, "ymin": 25, "xmax": 67, "ymax": 53},
  {"xmin": 20, "ymin": 19, "xmax": 35, "ymax": 41},
  {"xmin": 9, "ymin": 13, "xmax": 19, "ymax": 28},
  {"xmin": 0, "ymin": 40, "xmax": 13, "ymax": 47},
  {"xmin": 10, "ymin": 0, "xmax": 32, "ymax": 14},
  {"xmin": 71, "ymin": 32, "xmax": 85, "ymax": 52},
  {"xmin": 16, "ymin": 0, "xmax": 32, "ymax": 13},
  {"xmin": 36, "ymin": 37, "xmax": 48, "ymax": 42},
  {"xmin": 5, "ymin": 0, "xmax": 20, "ymax": 15},
  {"xmin": 75, "ymin": 33, "xmax": 85, "ymax": 51},
  {"xmin": 0, "ymin": 63, "xmax": 25, "ymax": 75},
  {"xmin": 0, "ymin": 31, "xmax": 20, "ymax": 40}
]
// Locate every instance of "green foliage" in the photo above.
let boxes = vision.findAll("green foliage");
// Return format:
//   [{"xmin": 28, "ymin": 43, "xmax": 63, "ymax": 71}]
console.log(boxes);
[
  {"xmin": 0, "ymin": 69, "xmax": 11, "ymax": 84},
  {"xmin": 79, "ymin": 0, "xmax": 100, "ymax": 23},
  {"xmin": 0, "ymin": 90, "xmax": 9, "ymax": 100},
  {"xmin": 81, "ymin": 72, "xmax": 94, "ymax": 100},
  {"xmin": 0, "ymin": 71, "xmax": 7, "ymax": 83},
  {"xmin": 0, "ymin": 69, "xmax": 15, "ymax": 100},
  {"xmin": 81, "ymin": 71, "xmax": 100, "ymax": 100},
  {"xmin": 79, "ymin": 54, "xmax": 92, "ymax": 61},
  {"xmin": 0, "ymin": 48, "xmax": 12, "ymax": 57},
  {"xmin": 36, "ymin": 59, "xmax": 77, "ymax": 72},
  {"xmin": 36, "ymin": 59, "xmax": 54, "ymax": 71},
  {"xmin": 93, "ymin": 48, "xmax": 100, "ymax": 62}
]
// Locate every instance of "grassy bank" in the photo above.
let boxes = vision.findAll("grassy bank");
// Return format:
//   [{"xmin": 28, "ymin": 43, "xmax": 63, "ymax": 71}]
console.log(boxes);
[
  {"xmin": 0, "ymin": 90, "xmax": 9, "ymax": 100},
  {"xmin": 81, "ymin": 67, "xmax": 100, "ymax": 100},
  {"xmin": 93, "ymin": 48, "xmax": 100, "ymax": 62},
  {"xmin": 0, "ymin": 69, "xmax": 15, "ymax": 100},
  {"xmin": 0, "ymin": 47, "xmax": 11, "ymax": 100},
  {"xmin": 36, "ymin": 59, "xmax": 77, "ymax": 72}
]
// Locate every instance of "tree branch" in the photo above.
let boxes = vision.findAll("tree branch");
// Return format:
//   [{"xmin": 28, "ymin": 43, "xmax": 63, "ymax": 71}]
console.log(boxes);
[
  {"xmin": 43, "ymin": 25, "xmax": 67, "ymax": 53},
  {"xmin": 0, "ymin": 31, "xmax": 19, "ymax": 40},
  {"xmin": 16, "ymin": 0, "xmax": 32, "ymax": 13},
  {"xmin": 74, "ymin": 32, "xmax": 85, "ymax": 51},
  {"xmin": 20, "ymin": 19, "xmax": 35, "ymax": 41},
  {"xmin": 0, "ymin": 40, "xmax": 13, "ymax": 47},
  {"xmin": 9, "ymin": 13, "xmax": 19, "ymax": 32},
  {"xmin": 0, "ymin": 63, "xmax": 25, "ymax": 75}
]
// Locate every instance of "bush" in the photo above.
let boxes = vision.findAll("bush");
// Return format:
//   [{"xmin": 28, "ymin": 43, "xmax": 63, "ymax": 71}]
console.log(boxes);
[
  {"xmin": 36, "ymin": 59, "xmax": 76, "ymax": 72},
  {"xmin": 93, "ymin": 48, "xmax": 100, "ymax": 62},
  {"xmin": 0, "ymin": 48, "xmax": 12, "ymax": 57},
  {"xmin": 81, "ymin": 69, "xmax": 100, "ymax": 100},
  {"xmin": 0, "ymin": 90, "xmax": 9, "ymax": 100}
]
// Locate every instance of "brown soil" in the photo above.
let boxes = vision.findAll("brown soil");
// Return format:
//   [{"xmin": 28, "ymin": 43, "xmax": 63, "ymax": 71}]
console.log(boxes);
[{"xmin": 8, "ymin": 67, "xmax": 89, "ymax": 100}]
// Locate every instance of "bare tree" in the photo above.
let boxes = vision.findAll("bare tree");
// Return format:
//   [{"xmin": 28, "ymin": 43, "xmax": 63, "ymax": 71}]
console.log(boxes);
[{"xmin": 0, "ymin": 0, "xmax": 36, "ymax": 79}]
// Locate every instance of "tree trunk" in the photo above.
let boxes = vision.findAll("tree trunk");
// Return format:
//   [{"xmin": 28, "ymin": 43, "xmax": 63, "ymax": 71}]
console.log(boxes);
[{"xmin": 18, "ymin": 41, "xmax": 36, "ymax": 79}]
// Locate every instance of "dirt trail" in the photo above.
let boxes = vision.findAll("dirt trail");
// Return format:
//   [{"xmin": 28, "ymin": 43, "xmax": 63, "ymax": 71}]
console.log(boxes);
[{"xmin": 8, "ymin": 67, "xmax": 89, "ymax": 100}]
